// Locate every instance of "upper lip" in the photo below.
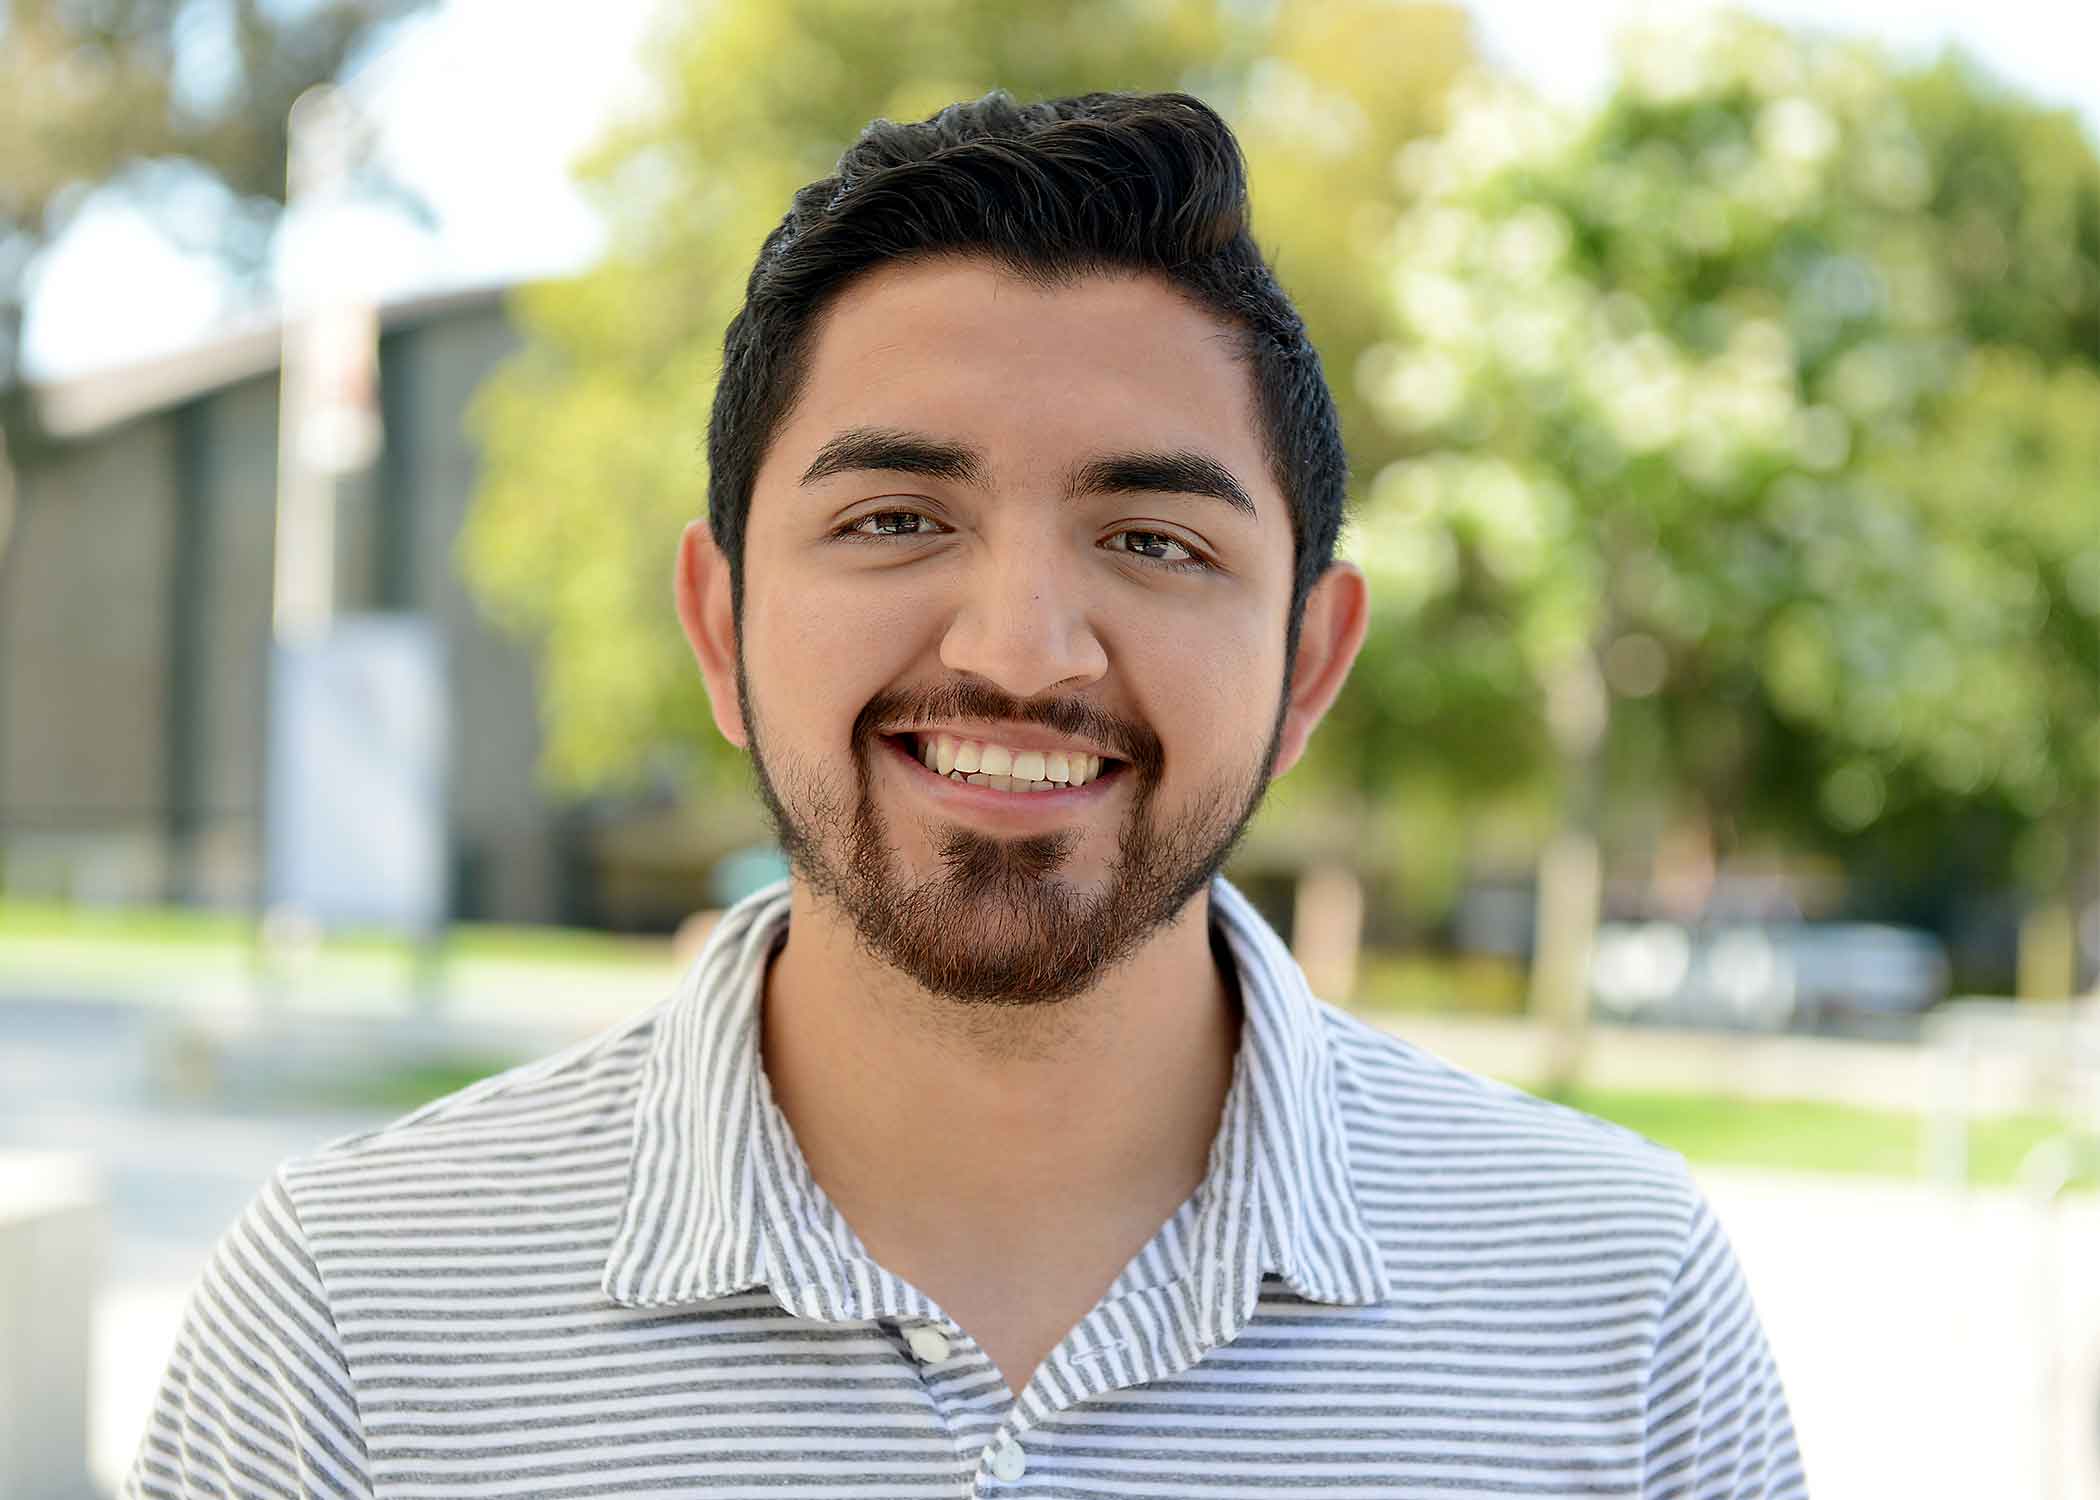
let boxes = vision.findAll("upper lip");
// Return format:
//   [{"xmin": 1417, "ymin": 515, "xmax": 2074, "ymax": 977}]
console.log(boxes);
[{"xmin": 885, "ymin": 724, "xmax": 1123, "ymax": 761}]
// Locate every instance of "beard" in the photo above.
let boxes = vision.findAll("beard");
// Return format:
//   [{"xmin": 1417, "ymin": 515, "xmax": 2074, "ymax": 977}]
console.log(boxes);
[{"xmin": 733, "ymin": 648, "xmax": 1289, "ymax": 1008}]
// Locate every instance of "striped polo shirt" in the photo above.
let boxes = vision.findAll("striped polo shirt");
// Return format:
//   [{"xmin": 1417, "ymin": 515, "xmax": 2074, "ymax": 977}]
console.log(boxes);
[{"xmin": 124, "ymin": 875, "xmax": 1807, "ymax": 1499}]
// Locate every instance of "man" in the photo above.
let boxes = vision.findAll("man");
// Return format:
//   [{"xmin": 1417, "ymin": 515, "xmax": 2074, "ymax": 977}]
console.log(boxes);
[{"xmin": 125, "ymin": 91, "xmax": 1806, "ymax": 1498}]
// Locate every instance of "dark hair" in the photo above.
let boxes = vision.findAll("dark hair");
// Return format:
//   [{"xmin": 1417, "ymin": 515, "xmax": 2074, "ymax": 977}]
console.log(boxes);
[{"xmin": 705, "ymin": 89, "xmax": 1349, "ymax": 662}]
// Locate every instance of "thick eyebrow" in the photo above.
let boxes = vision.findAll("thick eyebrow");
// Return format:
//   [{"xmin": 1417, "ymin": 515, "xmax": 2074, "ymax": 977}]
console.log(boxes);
[
  {"xmin": 799, "ymin": 424, "xmax": 1258, "ymax": 521},
  {"xmin": 1062, "ymin": 451, "xmax": 1257, "ymax": 520},
  {"xmin": 799, "ymin": 427, "xmax": 991, "ymax": 489}
]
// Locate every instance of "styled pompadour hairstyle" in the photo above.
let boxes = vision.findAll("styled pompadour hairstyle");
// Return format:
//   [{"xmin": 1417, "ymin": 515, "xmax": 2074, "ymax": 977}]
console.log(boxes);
[{"xmin": 705, "ymin": 89, "xmax": 1349, "ymax": 664}]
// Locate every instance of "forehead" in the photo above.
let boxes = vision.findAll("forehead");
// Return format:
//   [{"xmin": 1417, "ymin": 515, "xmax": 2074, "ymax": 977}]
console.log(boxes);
[{"xmin": 762, "ymin": 257, "xmax": 1279, "ymax": 518}]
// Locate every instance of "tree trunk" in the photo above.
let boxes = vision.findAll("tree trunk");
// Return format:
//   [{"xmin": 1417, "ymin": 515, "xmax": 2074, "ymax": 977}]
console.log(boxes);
[
  {"xmin": 2088, "ymin": 817, "xmax": 2100, "ymax": 999},
  {"xmin": 2017, "ymin": 903, "xmax": 2076, "ymax": 1002},
  {"xmin": 1293, "ymin": 861, "xmax": 1366, "ymax": 1003},
  {"xmin": 2070, "ymin": 794, "xmax": 2100, "ymax": 997},
  {"xmin": 1532, "ymin": 831, "xmax": 1602, "ymax": 1092},
  {"xmin": 1650, "ymin": 799, "xmax": 1716, "ymax": 922},
  {"xmin": 1531, "ymin": 651, "xmax": 1610, "ymax": 1095},
  {"xmin": 2020, "ymin": 799, "xmax": 2099, "ymax": 1001}
]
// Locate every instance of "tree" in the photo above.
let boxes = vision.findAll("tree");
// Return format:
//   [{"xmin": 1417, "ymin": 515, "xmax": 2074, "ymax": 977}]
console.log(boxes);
[
  {"xmin": 1360, "ymin": 11, "xmax": 2100, "ymax": 1064},
  {"xmin": 0, "ymin": 0, "xmax": 426, "ymax": 469},
  {"xmin": 461, "ymin": 0, "xmax": 1471, "ymax": 808}
]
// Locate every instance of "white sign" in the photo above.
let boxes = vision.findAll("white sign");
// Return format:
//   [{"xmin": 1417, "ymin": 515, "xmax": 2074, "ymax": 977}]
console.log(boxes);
[{"xmin": 264, "ymin": 615, "xmax": 448, "ymax": 935}]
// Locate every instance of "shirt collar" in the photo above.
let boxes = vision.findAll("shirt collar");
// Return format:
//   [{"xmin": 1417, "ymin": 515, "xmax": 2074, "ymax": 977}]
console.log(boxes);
[{"xmin": 602, "ymin": 874, "xmax": 1393, "ymax": 1317}]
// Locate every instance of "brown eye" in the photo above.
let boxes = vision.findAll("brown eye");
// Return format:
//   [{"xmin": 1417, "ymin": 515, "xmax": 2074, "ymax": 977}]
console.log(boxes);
[
  {"xmin": 840, "ymin": 510, "xmax": 943, "ymax": 539},
  {"xmin": 1104, "ymin": 529, "xmax": 1210, "ymax": 573}
]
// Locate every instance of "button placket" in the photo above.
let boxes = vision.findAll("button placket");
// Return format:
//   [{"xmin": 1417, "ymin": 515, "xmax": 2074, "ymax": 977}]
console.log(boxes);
[
  {"xmin": 985, "ymin": 1435, "xmax": 1027, "ymax": 1483},
  {"xmin": 904, "ymin": 1322, "xmax": 952, "ymax": 1365},
  {"xmin": 871, "ymin": 1304, "xmax": 1016, "ymax": 1466}
]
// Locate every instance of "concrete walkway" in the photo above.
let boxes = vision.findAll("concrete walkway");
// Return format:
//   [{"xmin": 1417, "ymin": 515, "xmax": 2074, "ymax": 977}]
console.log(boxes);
[
  {"xmin": 1703, "ymin": 1167, "xmax": 2100, "ymax": 1500},
  {"xmin": 0, "ymin": 993, "xmax": 401, "ymax": 1497}
]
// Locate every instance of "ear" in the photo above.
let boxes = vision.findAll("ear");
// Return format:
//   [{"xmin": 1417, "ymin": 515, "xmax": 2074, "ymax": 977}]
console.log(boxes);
[
  {"xmin": 1269, "ymin": 560, "xmax": 1369, "ymax": 780},
  {"xmin": 674, "ymin": 519, "xmax": 748, "ymax": 749}
]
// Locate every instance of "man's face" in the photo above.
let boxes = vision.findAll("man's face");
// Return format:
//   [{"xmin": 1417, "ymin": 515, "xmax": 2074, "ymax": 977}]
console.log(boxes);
[{"xmin": 726, "ymin": 257, "xmax": 1302, "ymax": 1006}]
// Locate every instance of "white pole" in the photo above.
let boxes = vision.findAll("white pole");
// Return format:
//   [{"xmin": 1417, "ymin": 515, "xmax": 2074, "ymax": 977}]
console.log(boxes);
[{"xmin": 270, "ymin": 84, "xmax": 356, "ymax": 645}]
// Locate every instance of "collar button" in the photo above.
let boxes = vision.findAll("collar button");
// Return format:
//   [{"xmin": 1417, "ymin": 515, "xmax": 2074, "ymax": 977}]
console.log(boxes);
[{"xmin": 905, "ymin": 1323, "xmax": 952, "ymax": 1363}]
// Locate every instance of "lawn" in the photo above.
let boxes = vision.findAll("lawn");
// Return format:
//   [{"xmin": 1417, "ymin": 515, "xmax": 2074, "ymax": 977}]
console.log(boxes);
[
  {"xmin": 1535, "ymin": 1084, "xmax": 2088, "ymax": 1190},
  {"xmin": 0, "ymin": 897, "xmax": 675, "ymax": 974}
]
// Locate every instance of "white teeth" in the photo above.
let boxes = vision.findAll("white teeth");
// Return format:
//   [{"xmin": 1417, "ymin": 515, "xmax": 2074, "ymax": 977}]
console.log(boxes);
[{"xmin": 912, "ymin": 734, "xmax": 1113, "ymax": 790}]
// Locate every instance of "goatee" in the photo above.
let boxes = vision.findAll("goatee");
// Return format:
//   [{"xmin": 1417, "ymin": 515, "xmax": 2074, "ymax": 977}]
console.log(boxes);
[{"xmin": 734, "ymin": 656, "xmax": 1287, "ymax": 1007}]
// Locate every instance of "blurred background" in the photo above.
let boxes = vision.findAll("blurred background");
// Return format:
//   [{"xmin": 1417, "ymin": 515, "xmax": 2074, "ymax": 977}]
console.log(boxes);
[{"xmin": 2, "ymin": 0, "xmax": 2097, "ymax": 1495}]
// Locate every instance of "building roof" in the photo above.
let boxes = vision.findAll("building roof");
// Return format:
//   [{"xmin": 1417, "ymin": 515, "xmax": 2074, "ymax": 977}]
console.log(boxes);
[{"xmin": 24, "ymin": 281, "xmax": 512, "ymax": 442}]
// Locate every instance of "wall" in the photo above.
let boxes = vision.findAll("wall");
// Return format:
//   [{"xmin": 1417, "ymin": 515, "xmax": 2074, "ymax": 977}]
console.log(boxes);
[
  {"xmin": 0, "ymin": 292, "xmax": 565, "ymax": 924},
  {"xmin": 0, "ymin": 419, "xmax": 176, "ymax": 902}
]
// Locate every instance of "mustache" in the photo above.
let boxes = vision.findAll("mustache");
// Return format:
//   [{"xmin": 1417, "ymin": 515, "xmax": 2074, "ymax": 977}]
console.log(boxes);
[{"xmin": 853, "ymin": 682, "xmax": 1163, "ymax": 780}]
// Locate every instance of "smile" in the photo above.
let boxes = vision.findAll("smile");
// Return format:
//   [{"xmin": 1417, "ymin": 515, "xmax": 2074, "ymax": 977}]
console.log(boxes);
[{"xmin": 879, "ymin": 733, "xmax": 1126, "ymax": 811}]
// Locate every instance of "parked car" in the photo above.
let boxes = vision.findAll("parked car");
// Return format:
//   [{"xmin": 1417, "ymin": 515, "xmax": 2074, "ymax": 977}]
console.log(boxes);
[{"xmin": 1589, "ymin": 920, "xmax": 1951, "ymax": 1035}]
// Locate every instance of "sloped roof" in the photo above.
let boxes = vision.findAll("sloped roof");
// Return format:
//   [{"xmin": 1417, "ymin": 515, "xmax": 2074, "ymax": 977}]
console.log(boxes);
[{"xmin": 26, "ymin": 281, "xmax": 512, "ymax": 442}]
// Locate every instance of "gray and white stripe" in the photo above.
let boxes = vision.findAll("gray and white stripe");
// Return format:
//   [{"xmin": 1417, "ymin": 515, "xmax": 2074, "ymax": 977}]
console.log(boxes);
[{"xmin": 124, "ymin": 875, "xmax": 1807, "ymax": 1498}]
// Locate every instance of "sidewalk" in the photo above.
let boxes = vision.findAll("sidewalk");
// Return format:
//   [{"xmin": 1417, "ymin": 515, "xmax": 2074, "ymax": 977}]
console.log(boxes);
[{"xmin": 1701, "ymin": 1167, "xmax": 2100, "ymax": 1500}]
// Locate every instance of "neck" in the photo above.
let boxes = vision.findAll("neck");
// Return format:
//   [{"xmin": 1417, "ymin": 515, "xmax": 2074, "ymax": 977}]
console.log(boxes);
[{"xmin": 758, "ymin": 881, "xmax": 1245, "ymax": 1257}]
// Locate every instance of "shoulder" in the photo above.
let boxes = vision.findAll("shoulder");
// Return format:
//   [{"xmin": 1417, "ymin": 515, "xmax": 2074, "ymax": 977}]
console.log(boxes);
[
  {"xmin": 278, "ymin": 1001, "xmax": 665, "ymax": 1204},
  {"xmin": 123, "ymin": 1165, "xmax": 374, "ymax": 1498},
  {"xmin": 1317, "ymin": 1003, "xmax": 1701, "ymax": 1223}
]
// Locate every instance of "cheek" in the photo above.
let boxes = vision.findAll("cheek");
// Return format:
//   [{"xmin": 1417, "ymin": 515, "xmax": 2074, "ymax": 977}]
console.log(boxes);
[
  {"xmin": 763, "ymin": 552, "xmax": 934, "ymax": 649},
  {"xmin": 745, "ymin": 574, "xmax": 928, "ymax": 733},
  {"xmin": 1139, "ymin": 605, "xmax": 1281, "ymax": 762}
]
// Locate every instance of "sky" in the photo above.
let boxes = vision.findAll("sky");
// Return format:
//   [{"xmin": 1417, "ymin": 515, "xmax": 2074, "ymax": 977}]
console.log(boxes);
[{"xmin": 20, "ymin": 0, "xmax": 2100, "ymax": 381}]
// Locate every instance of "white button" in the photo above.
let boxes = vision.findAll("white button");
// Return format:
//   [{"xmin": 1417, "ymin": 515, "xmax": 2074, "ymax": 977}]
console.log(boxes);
[
  {"xmin": 904, "ymin": 1324, "xmax": 952, "ymax": 1364},
  {"xmin": 987, "ymin": 1438, "xmax": 1027, "ymax": 1482}
]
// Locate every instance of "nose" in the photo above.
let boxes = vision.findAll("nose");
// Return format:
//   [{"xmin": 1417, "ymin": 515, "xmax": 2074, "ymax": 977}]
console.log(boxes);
[{"xmin": 938, "ymin": 534, "xmax": 1109, "ymax": 698}]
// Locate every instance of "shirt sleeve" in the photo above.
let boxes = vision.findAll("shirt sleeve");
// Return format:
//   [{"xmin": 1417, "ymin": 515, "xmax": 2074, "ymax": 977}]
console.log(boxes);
[
  {"xmin": 1643, "ymin": 1184, "xmax": 1810, "ymax": 1499},
  {"xmin": 120, "ymin": 1168, "xmax": 372, "ymax": 1500}
]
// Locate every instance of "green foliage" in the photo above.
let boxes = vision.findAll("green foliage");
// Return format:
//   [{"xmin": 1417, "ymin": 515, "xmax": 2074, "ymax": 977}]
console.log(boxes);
[
  {"xmin": 1358, "ymin": 11, "xmax": 2100, "ymax": 881},
  {"xmin": 0, "ymin": 0, "xmax": 426, "ymax": 266},
  {"xmin": 465, "ymin": 4, "xmax": 2100, "ymax": 907},
  {"xmin": 461, "ymin": 0, "xmax": 1471, "ymax": 797},
  {"xmin": 0, "ymin": 0, "xmax": 426, "ymax": 471},
  {"xmin": 1895, "ymin": 60, "xmax": 2100, "ymax": 362}
]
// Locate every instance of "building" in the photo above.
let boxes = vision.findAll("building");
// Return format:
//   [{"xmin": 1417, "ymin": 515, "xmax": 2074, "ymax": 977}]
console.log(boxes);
[{"xmin": 0, "ymin": 284, "xmax": 569, "ymax": 925}]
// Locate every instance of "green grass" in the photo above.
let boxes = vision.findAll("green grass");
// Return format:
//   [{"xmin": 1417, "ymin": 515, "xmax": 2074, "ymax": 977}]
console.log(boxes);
[
  {"xmin": 1352, "ymin": 950, "xmax": 1529, "ymax": 1015},
  {"xmin": 1536, "ymin": 1084, "xmax": 2091, "ymax": 1189},
  {"xmin": 0, "ymin": 897, "xmax": 249, "ymax": 946},
  {"xmin": 277, "ymin": 1057, "xmax": 533, "ymax": 1114},
  {"xmin": 0, "ymin": 898, "xmax": 674, "ymax": 970}
]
